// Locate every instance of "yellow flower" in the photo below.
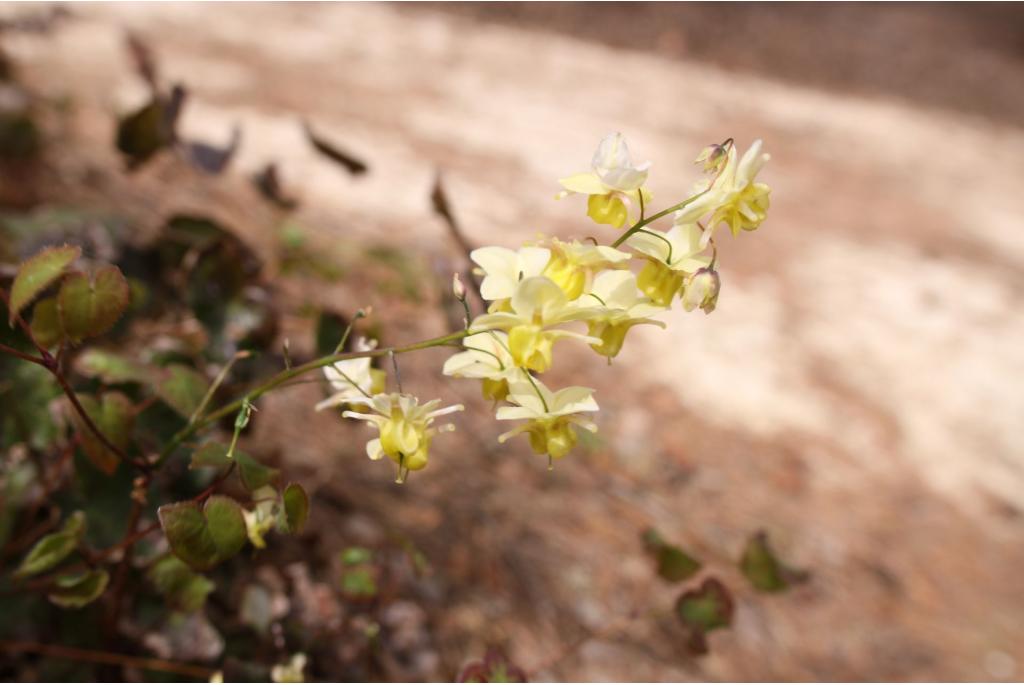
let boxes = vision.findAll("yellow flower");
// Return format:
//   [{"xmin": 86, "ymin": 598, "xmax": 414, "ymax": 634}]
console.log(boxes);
[
  {"xmin": 470, "ymin": 277, "xmax": 601, "ymax": 372},
  {"xmin": 541, "ymin": 238, "xmax": 631, "ymax": 300},
  {"xmin": 343, "ymin": 394, "xmax": 463, "ymax": 482},
  {"xmin": 442, "ymin": 331, "xmax": 523, "ymax": 402},
  {"xmin": 243, "ymin": 485, "xmax": 280, "ymax": 549},
  {"xmin": 558, "ymin": 132, "xmax": 652, "ymax": 229},
  {"xmin": 579, "ymin": 270, "xmax": 666, "ymax": 358},
  {"xmin": 315, "ymin": 337, "xmax": 386, "ymax": 411},
  {"xmin": 627, "ymin": 223, "xmax": 711, "ymax": 306},
  {"xmin": 675, "ymin": 139, "xmax": 770, "ymax": 245},
  {"xmin": 271, "ymin": 653, "xmax": 307, "ymax": 683},
  {"xmin": 496, "ymin": 377, "xmax": 598, "ymax": 462}
]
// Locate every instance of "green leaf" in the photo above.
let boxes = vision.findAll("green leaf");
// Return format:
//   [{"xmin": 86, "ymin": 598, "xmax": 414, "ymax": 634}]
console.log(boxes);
[
  {"xmin": 147, "ymin": 555, "xmax": 216, "ymax": 613},
  {"xmin": 15, "ymin": 511, "xmax": 86, "ymax": 578},
  {"xmin": 340, "ymin": 567, "xmax": 377, "ymax": 598},
  {"xmin": 190, "ymin": 441, "xmax": 231, "ymax": 470},
  {"xmin": 70, "ymin": 392, "xmax": 134, "ymax": 475},
  {"xmin": 48, "ymin": 569, "xmax": 110, "ymax": 609},
  {"xmin": 675, "ymin": 577, "xmax": 734, "ymax": 655},
  {"xmin": 75, "ymin": 349, "xmax": 153, "ymax": 385},
  {"xmin": 340, "ymin": 546, "xmax": 372, "ymax": 566},
  {"xmin": 8, "ymin": 244, "xmax": 81, "ymax": 326},
  {"xmin": 281, "ymin": 482, "xmax": 309, "ymax": 534},
  {"xmin": 156, "ymin": 364, "xmax": 209, "ymax": 418},
  {"xmin": 30, "ymin": 297, "xmax": 63, "ymax": 348},
  {"xmin": 642, "ymin": 528, "xmax": 701, "ymax": 582},
  {"xmin": 739, "ymin": 531, "xmax": 808, "ymax": 593},
  {"xmin": 234, "ymin": 450, "xmax": 279, "ymax": 492},
  {"xmin": 158, "ymin": 495, "xmax": 247, "ymax": 571},
  {"xmin": 57, "ymin": 265, "xmax": 130, "ymax": 342}
]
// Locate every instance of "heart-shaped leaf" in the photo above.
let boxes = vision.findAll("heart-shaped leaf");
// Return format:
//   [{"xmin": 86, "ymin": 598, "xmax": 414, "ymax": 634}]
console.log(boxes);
[
  {"xmin": 156, "ymin": 364, "xmax": 209, "ymax": 418},
  {"xmin": 675, "ymin": 577, "xmax": 734, "ymax": 655},
  {"xmin": 8, "ymin": 244, "xmax": 80, "ymax": 326},
  {"xmin": 75, "ymin": 349, "xmax": 153, "ymax": 385},
  {"xmin": 158, "ymin": 495, "xmax": 247, "ymax": 571},
  {"xmin": 739, "ymin": 530, "xmax": 809, "ymax": 593},
  {"xmin": 281, "ymin": 482, "xmax": 309, "ymax": 534},
  {"xmin": 642, "ymin": 528, "xmax": 701, "ymax": 583},
  {"xmin": 58, "ymin": 265, "xmax": 130, "ymax": 342},
  {"xmin": 15, "ymin": 511, "xmax": 86, "ymax": 578},
  {"xmin": 70, "ymin": 392, "xmax": 134, "ymax": 475},
  {"xmin": 48, "ymin": 569, "xmax": 109, "ymax": 609},
  {"xmin": 235, "ymin": 450, "xmax": 279, "ymax": 492},
  {"xmin": 29, "ymin": 296, "xmax": 63, "ymax": 348},
  {"xmin": 147, "ymin": 555, "xmax": 216, "ymax": 613},
  {"xmin": 190, "ymin": 441, "xmax": 232, "ymax": 470}
]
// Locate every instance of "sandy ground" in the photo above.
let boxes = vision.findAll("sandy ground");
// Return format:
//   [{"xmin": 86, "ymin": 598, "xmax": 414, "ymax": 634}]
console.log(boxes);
[{"xmin": 4, "ymin": 3, "xmax": 1024, "ymax": 681}]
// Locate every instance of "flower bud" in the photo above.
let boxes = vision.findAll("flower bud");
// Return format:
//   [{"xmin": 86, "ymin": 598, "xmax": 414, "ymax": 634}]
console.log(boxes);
[
  {"xmin": 695, "ymin": 140, "xmax": 730, "ymax": 174},
  {"xmin": 452, "ymin": 272, "xmax": 467, "ymax": 301},
  {"xmin": 681, "ymin": 267, "xmax": 720, "ymax": 314}
]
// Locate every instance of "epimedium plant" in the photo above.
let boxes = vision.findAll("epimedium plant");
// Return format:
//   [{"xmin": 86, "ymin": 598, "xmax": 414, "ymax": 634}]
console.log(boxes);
[{"xmin": 0, "ymin": 131, "xmax": 771, "ymax": 676}]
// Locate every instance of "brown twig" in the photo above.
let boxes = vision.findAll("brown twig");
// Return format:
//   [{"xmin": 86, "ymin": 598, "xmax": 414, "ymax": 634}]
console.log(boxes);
[
  {"xmin": 0, "ymin": 639, "xmax": 215, "ymax": 680},
  {"xmin": 431, "ymin": 171, "xmax": 485, "ymax": 309}
]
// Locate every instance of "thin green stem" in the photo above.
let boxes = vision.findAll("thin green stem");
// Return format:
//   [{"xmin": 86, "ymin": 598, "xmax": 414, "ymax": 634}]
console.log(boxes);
[{"xmin": 155, "ymin": 329, "xmax": 470, "ymax": 466}]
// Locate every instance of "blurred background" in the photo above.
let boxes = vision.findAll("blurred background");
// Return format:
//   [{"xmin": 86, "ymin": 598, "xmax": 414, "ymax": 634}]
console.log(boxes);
[{"xmin": 1, "ymin": 2, "xmax": 1023, "ymax": 681}]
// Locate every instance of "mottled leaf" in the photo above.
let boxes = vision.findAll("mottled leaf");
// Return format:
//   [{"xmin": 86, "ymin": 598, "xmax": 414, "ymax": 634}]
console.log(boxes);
[
  {"xmin": 190, "ymin": 441, "xmax": 231, "ymax": 470},
  {"xmin": 47, "ymin": 569, "xmax": 109, "ymax": 609},
  {"xmin": 642, "ymin": 528, "xmax": 701, "ymax": 583},
  {"xmin": 15, "ymin": 511, "xmax": 85, "ymax": 578},
  {"xmin": 740, "ymin": 530, "xmax": 809, "ymax": 593},
  {"xmin": 158, "ymin": 495, "xmax": 247, "ymax": 571},
  {"xmin": 57, "ymin": 265, "xmax": 130, "ymax": 342},
  {"xmin": 235, "ymin": 450, "xmax": 279, "ymax": 492},
  {"xmin": 8, "ymin": 244, "xmax": 80, "ymax": 325},
  {"xmin": 115, "ymin": 85, "xmax": 185, "ymax": 170},
  {"xmin": 70, "ymin": 392, "xmax": 133, "ymax": 475},
  {"xmin": 281, "ymin": 482, "xmax": 309, "ymax": 534},
  {"xmin": 29, "ymin": 296, "xmax": 62, "ymax": 348},
  {"xmin": 156, "ymin": 364, "xmax": 209, "ymax": 418},
  {"xmin": 147, "ymin": 554, "xmax": 215, "ymax": 613},
  {"xmin": 75, "ymin": 349, "xmax": 153, "ymax": 385},
  {"xmin": 675, "ymin": 577, "xmax": 734, "ymax": 655}
]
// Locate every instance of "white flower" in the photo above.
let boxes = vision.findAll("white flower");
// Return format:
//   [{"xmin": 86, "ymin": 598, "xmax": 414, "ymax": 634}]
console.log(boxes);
[
  {"xmin": 496, "ymin": 377, "xmax": 598, "ymax": 461},
  {"xmin": 315, "ymin": 337, "xmax": 384, "ymax": 411},
  {"xmin": 343, "ymin": 393, "xmax": 463, "ymax": 480},
  {"xmin": 627, "ymin": 224, "xmax": 712, "ymax": 306},
  {"xmin": 558, "ymin": 132, "xmax": 652, "ymax": 229},
  {"xmin": 442, "ymin": 331, "xmax": 525, "ymax": 401},
  {"xmin": 470, "ymin": 245, "xmax": 551, "ymax": 303}
]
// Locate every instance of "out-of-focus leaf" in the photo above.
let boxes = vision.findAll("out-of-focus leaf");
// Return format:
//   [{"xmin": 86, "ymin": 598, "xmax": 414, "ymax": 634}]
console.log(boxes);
[
  {"xmin": 340, "ymin": 567, "xmax": 377, "ymax": 599},
  {"xmin": 340, "ymin": 546, "xmax": 372, "ymax": 566},
  {"xmin": 457, "ymin": 648, "xmax": 527, "ymax": 683},
  {"xmin": 8, "ymin": 243, "xmax": 80, "ymax": 325},
  {"xmin": 184, "ymin": 125, "xmax": 241, "ymax": 175},
  {"xmin": 0, "ymin": 460, "xmax": 37, "ymax": 548},
  {"xmin": 70, "ymin": 392, "xmax": 133, "ymax": 475},
  {"xmin": 190, "ymin": 441, "xmax": 231, "ymax": 470},
  {"xmin": 47, "ymin": 569, "xmax": 109, "ymax": 609},
  {"xmin": 155, "ymin": 364, "xmax": 209, "ymax": 418},
  {"xmin": 15, "ymin": 511, "xmax": 86, "ymax": 578},
  {"xmin": 739, "ymin": 530, "xmax": 809, "ymax": 593},
  {"xmin": 642, "ymin": 528, "xmax": 701, "ymax": 583},
  {"xmin": 315, "ymin": 310, "xmax": 349, "ymax": 356},
  {"xmin": 147, "ymin": 554, "xmax": 215, "ymax": 613},
  {"xmin": 235, "ymin": 450, "xmax": 279, "ymax": 492},
  {"xmin": 0, "ymin": 83, "xmax": 40, "ymax": 160},
  {"xmin": 115, "ymin": 84, "xmax": 185, "ymax": 170},
  {"xmin": 675, "ymin": 577, "xmax": 733, "ymax": 655},
  {"xmin": 57, "ymin": 265, "xmax": 130, "ymax": 342},
  {"xmin": 253, "ymin": 163, "xmax": 298, "ymax": 210},
  {"xmin": 158, "ymin": 495, "xmax": 247, "ymax": 571},
  {"xmin": 280, "ymin": 482, "xmax": 309, "ymax": 534},
  {"xmin": 29, "ymin": 296, "xmax": 62, "ymax": 348},
  {"xmin": 75, "ymin": 349, "xmax": 153, "ymax": 385},
  {"xmin": 303, "ymin": 121, "xmax": 368, "ymax": 175},
  {"xmin": 0, "ymin": 360, "xmax": 61, "ymax": 450}
]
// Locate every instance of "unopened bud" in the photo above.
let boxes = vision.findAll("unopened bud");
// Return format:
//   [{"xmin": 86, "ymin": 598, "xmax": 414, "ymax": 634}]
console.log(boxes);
[
  {"xmin": 695, "ymin": 140, "xmax": 730, "ymax": 174},
  {"xmin": 452, "ymin": 272, "xmax": 467, "ymax": 301},
  {"xmin": 681, "ymin": 267, "xmax": 721, "ymax": 314}
]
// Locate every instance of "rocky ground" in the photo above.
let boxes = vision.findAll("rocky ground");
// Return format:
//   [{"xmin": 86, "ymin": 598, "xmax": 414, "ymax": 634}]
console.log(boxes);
[{"xmin": 3, "ymin": 3, "xmax": 1023, "ymax": 681}]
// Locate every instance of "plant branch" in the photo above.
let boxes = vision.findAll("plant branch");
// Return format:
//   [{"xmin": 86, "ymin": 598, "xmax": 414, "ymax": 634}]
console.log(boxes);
[
  {"xmin": 156, "ymin": 329, "xmax": 470, "ymax": 466},
  {"xmin": 0, "ymin": 639, "xmax": 215, "ymax": 680}
]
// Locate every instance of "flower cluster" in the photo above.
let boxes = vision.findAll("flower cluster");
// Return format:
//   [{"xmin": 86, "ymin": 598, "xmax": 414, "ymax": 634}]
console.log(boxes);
[{"xmin": 318, "ymin": 133, "xmax": 770, "ymax": 477}]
